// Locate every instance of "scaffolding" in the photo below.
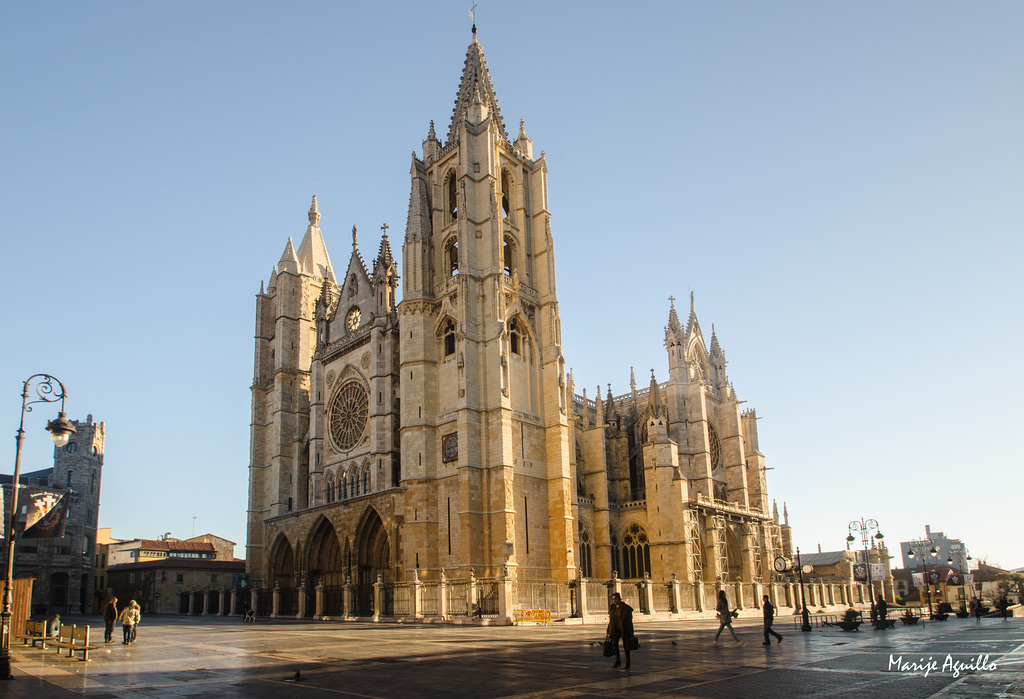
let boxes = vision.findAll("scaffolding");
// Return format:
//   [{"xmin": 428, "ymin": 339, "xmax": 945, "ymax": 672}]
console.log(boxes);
[
  {"xmin": 711, "ymin": 514, "xmax": 729, "ymax": 582},
  {"xmin": 684, "ymin": 509, "xmax": 702, "ymax": 582}
]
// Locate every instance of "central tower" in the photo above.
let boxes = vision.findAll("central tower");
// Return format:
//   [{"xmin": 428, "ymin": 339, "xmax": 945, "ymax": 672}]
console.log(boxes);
[{"xmin": 399, "ymin": 28, "xmax": 574, "ymax": 580}]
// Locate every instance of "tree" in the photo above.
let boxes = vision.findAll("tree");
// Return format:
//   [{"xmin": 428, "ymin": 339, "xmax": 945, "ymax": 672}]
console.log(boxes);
[{"xmin": 994, "ymin": 572, "xmax": 1024, "ymax": 603}]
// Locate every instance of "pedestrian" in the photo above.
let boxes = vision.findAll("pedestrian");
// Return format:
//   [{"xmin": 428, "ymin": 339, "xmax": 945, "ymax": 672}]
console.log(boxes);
[
  {"xmin": 713, "ymin": 590, "xmax": 743, "ymax": 646},
  {"xmin": 761, "ymin": 595, "xmax": 782, "ymax": 646},
  {"xmin": 999, "ymin": 594, "xmax": 1009, "ymax": 620},
  {"xmin": 876, "ymin": 596, "xmax": 888, "ymax": 626},
  {"xmin": 103, "ymin": 597, "xmax": 118, "ymax": 643},
  {"xmin": 120, "ymin": 599, "xmax": 139, "ymax": 644},
  {"xmin": 971, "ymin": 597, "xmax": 982, "ymax": 622},
  {"xmin": 605, "ymin": 592, "xmax": 635, "ymax": 669},
  {"xmin": 131, "ymin": 601, "xmax": 141, "ymax": 642}
]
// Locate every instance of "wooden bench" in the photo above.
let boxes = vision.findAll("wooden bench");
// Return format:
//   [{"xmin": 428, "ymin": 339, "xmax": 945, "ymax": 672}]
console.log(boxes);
[
  {"xmin": 13, "ymin": 620, "xmax": 49, "ymax": 647},
  {"xmin": 49, "ymin": 624, "xmax": 97, "ymax": 661}
]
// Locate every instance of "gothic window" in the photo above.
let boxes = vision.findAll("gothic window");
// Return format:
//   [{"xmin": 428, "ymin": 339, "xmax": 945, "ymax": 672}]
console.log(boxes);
[
  {"xmin": 610, "ymin": 531, "xmax": 620, "ymax": 577},
  {"xmin": 503, "ymin": 235, "xmax": 516, "ymax": 276},
  {"xmin": 501, "ymin": 170, "xmax": 511, "ymax": 219},
  {"xmin": 325, "ymin": 473, "xmax": 334, "ymax": 504},
  {"xmin": 443, "ymin": 319, "xmax": 456, "ymax": 357},
  {"xmin": 708, "ymin": 421, "xmax": 722, "ymax": 472},
  {"xmin": 329, "ymin": 381, "xmax": 369, "ymax": 451},
  {"xmin": 352, "ymin": 471, "xmax": 359, "ymax": 497},
  {"xmin": 621, "ymin": 523, "xmax": 651, "ymax": 579},
  {"xmin": 67, "ymin": 442, "xmax": 78, "ymax": 453},
  {"xmin": 446, "ymin": 238, "xmax": 459, "ymax": 276},
  {"xmin": 579, "ymin": 524, "xmax": 593, "ymax": 578},
  {"xmin": 342, "ymin": 475, "xmax": 348, "ymax": 500},
  {"xmin": 447, "ymin": 171, "xmax": 458, "ymax": 220},
  {"xmin": 363, "ymin": 469, "xmax": 370, "ymax": 494},
  {"xmin": 509, "ymin": 319, "xmax": 523, "ymax": 356}
]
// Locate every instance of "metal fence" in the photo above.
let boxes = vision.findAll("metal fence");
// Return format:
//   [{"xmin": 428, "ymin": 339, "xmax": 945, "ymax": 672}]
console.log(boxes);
[{"xmin": 513, "ymin": 579, "xmax": 572, "ymax": 619}]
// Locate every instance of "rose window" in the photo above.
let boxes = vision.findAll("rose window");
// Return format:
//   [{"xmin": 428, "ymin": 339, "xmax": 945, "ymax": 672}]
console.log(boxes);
[
  {"xmin": 708, "ymin": 421, "xmax": 721, "ymax": 471},
  {"xmin": 329, "ymin": 381, "xmax": 368, "ymax": 450}
]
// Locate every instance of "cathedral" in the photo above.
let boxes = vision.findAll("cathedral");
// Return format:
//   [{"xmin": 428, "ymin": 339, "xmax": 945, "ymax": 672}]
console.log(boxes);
[{"xmin": 246, "ymin": 28, "xmax": 791, "ymax": 618}]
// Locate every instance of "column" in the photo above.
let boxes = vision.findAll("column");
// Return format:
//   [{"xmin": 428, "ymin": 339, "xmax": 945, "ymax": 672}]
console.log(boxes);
[
  {"xmin": 412, "ymin": 570, "xmax": 423, "ymax": 619},
  {"xmin": 297, "ymin": 583, "xmax": 307, "ymax": 619},
  {"xmin": 642, "ymin": 573, "xmax": 655, "ymax": 615},
  {"xmin": 315, "ymin": 583, "xmax": 324, "ymax": 618},
  {"xmin": 344, "ymin": 576, "xmax": 355, "ymax": 619},
  {"xmin": 220, "ymin": 587, "xmax": 228, "ymax": 615},
  {"xmin": 438, "ymin": 570, "xmax": 448, "ymax": 619},
  {"xmin": 373, "ymin": 575, "xmax": 383, "ymax": 622},
  {"xmin": 201, "ymin": 589, "xmax": 210, "ymax": 615},
  {"xmin": 187, "ymin": 589, "xmax": 196, "ymax": 615},
  {"xmin": 670, "ymin": 574, "xmax": 681, "ymax": 614},
  {"xmin": 229, "ymin": 588, "xmax": 238, "ymax": 616},
  {"xmin": 271, "ymin": 583, "xmax": 280, "ymax": 618},
  {"xmin": 695, "ymin": 581, "xmax": 705, "ymax": 612}
]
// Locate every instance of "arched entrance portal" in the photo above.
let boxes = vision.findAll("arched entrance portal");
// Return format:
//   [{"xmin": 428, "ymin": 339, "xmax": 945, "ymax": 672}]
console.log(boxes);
[
  {"xmin": 307, "ymin": 517, "xmax": 345, "ymax": 617},
  {"xmin": 355, "ymin": 508, "xmax": 391, "ymax": 616}
]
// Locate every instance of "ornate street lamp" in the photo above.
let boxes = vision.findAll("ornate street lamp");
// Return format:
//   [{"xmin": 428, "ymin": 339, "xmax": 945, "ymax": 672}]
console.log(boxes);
[
  {"xmin": 1, "ymin": 375, "xmax": 75, "ymax": 680},
  {"xmin": 947, "ymin": 545, "xmax": 972, "ymax": 610},
  {"xmin": 796, "ymin": 547, "xmax": 812, "ymax": 632},
  {"xmin": 846, "ymin": 518, "xmax": 884, "ymax": 606},
  {"xmin": 906, "ymin": 538, "xmax": 939, "ymax": 619}
]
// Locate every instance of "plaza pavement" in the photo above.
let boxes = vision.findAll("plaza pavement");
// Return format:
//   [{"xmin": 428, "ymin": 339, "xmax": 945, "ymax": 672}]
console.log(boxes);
[{"xmin": 4, "ymin": 614, "xmax": 1022, "ymax": 698}]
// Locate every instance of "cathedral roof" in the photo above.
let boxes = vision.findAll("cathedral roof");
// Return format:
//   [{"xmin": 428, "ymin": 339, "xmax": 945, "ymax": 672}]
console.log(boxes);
[{"xmin": 448, "ymin": 28, "xmax": 507, "ymax": 142}]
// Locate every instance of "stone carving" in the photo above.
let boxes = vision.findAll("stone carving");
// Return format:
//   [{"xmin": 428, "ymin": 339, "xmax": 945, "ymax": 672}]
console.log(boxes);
[
  {"xmin": 361, "ymin": 352, "xmax": 370, "ymax": 370},
  {"xmin": 326, "ymin": 369, "xmax": 336, "ymax": 388}
]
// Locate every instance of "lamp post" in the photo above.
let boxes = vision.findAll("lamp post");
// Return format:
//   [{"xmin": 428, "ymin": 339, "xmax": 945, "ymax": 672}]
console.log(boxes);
[
  {"xmin": 846, "ymin": 518, "xmax": 884, "ymax": 606},
  {"xmin": 1, "ymin": 375, "xmax": 76, "ymax": 681},
  {"xmin": 796, "ymin": 547, "xmax": 811, "ymax": 632},
  {"xmin": 946, "ymin": 545, "xmax": 972, "ymax": 610},
  {"xmin": 906, "ymin": 538, "xmax": 939, "ymax": 620}
]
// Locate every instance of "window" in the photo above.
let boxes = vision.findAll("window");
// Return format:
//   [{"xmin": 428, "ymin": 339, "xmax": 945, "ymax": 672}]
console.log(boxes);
[
  {"xmin": 443, "ymin": 320, "xmax": 456, "ymax": 357},
  {"xmin": 211, "ymin": 575, "xmax": 218, "ymax": 583},
  {"xmin": 447, "ymin": 171, "xmax": 458, "ymax": 220},
  {"xmin": 621, "ymin": 523, "xmax": 651, "ymax": 578},
  {"xmin": 363, "ymin": 470, "xmax": 370, "ymax": 494},
  {"xmin": 66, "ymin": 471, "xmax": 73, "ymax": 487},
  {"xmin": 503, "ymin": 236, "xmax": 516, "ymax": 276},
  {"xmin": 501, "ymin": 170, "xmax": 511, "ymax": 219},
  {"xmin": 177, "ymin": 573, "xmax": 184, "ymax": 583},
  {"xmin": 579, "ymin": 526, "xmax": 593, "ymax": 578},
  {"xmin": 509, "ymin": 319, "xmax": 522, "ymax": 356},
  {"xmin": 446, "ymin": 238, "xmax": 459, "ymax": 276},
  {"xmin": 67, "ymin": 442, "xmax": 78, "ymax": 453}
]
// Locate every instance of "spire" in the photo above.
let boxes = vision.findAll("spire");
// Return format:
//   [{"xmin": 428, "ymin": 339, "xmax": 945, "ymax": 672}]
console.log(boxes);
[
  {"xmin": 448, "ymin": 29, "xmax": 507, "ymax": 141},
  {"xmin": 629, "ymin": 367, "xmax": 637, "ymax": 393},
  {"xmin": 649, "ymin": 369, "xmax": 662, "ymax": 413},
  {"xmin": 773, "ymin": 500, "xmax": 779, "ymax": 524},
  {"xmin": 296, "ymin": 195, "xmax": 335, "ymax": 279},
  {"xmin": 685, "ymin": 291, "xmax": 700, "ymax": 338},
  {"xmin": 594, "ymin": 385, "xmax": 604, "ymax": 425},
  {"xmin": 665, "ymin": 295, "xmax": 682, "ymax": 334},
  {"xmin": 783, "ymin": 502, "xmax": 789, "ymax": 526},
  {"xmin": 374, "ymin": 223, "xmax": 395, "ymax": 270}
]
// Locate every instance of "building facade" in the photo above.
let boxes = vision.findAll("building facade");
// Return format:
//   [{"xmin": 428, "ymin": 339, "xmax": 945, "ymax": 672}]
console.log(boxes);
[
  {"xmin": 246, "ymin": 30, "xmax": 795, "ymax": 619},
  {"xmin": 1, "ymin": 415, "xmax": 104, "ymax": 614}
]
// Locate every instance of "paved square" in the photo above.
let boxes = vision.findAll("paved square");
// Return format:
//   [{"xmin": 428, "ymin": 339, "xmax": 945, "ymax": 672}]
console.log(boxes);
[{"xmin": 4, "ymin": 616, "xmax": 1022, "ymax": 698}]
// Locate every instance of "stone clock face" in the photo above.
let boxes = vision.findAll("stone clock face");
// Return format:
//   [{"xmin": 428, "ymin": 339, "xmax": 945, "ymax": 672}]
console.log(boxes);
[
  {"xmin": 346, "ymin": 308, "xmax": 361, "ymax": 331},
  {"xmin": 442, "ymin": 433, "xmax": 458, "ymax": 462}
]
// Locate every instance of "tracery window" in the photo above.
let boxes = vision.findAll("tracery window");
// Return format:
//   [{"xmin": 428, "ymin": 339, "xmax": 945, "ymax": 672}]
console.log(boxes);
[
  {"xmin": 329, "ymin": 381, "xmax": 369, "ymax": 451},
  {"xmin": 363, "ymin": 469, "xmax": 370, "ymax": 494},
  {"xmin": 579, "ymin": 524, "xmax": 593, "ymax": 578},
  {"xmin": 621, "ymin": 523, "xmax": 651, "ymax": 579},
  {"xmin": 708, "ymin": 421, "xmax": 721, "ymax": 471}
]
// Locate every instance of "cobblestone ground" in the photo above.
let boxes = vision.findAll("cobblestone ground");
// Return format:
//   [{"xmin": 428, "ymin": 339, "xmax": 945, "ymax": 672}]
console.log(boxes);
[{"xmin": 4, "ymin": 615, "xmax": 1022, "ymax": 698}]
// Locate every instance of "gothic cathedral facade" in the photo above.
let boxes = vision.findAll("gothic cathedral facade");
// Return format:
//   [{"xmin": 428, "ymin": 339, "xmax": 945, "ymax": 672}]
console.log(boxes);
[{"xmin": 247, "ymin": 30, "xmax": 785, "ymax": 614}]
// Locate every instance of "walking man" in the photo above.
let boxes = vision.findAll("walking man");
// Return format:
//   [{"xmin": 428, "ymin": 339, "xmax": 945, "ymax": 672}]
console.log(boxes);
[
  {"xmin": 761, "ymin": 595, "xmax": 783, "ymax": 646},
  {"xmin": 605, "ymin": 593, "xmax": 635, "ymax": 669},
  {"xmin": 120, "ymin": 599, "xmax": 139, "ymax": 644},
  {"xmin": 103, "ymin": 597, "xmax": 118, "ymax": 643}
]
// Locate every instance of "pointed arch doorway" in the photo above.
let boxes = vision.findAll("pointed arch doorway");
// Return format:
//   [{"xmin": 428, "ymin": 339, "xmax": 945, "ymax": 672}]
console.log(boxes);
[{"xmin": 355, "ymin": 508, "xmax": 391, "ymax": 616}]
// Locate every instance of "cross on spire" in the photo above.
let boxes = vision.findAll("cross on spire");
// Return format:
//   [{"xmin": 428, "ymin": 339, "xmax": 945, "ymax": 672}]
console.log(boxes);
[{"xmin": 381, "ymin": 222, "xmax": 389, "ymax": 236}]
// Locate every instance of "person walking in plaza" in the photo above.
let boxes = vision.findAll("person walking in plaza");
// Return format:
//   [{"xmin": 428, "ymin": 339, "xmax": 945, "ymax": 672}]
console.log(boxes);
[
  {"xmin": 761, "ymin": 595, "xmax": 782, "ymax": 646},
  {"xmin": 713, "ymin": 590, "xmax": 743, "ymax": 646},
  {"xmin": 876, "ymin": 596, "xmax": 888, "ymax": 626},
  {"xmin": 103, "ymin": 597, "xmax": 118, "ymax": 643},
  {"xmin": 120, "ymin": 599, "xmax": 139, "ymax": 644},
  {"xmin": 131, "ymin": 601, "xmax": 141, "ymax": 642},
  {"xmin": 605, "ymin": 592, "xmax": 635, "ymax": 669},
  {"xmin": 971, "ymin": 597, "xmax": 982, "ymax": 621}
]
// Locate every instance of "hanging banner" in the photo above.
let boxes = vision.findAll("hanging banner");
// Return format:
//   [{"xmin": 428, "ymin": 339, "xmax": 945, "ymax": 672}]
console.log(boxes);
[
  {"xmin": 871, "ymin": 563, "xmax": 886, "ymax": 581},
  {"xmin": 23, "ymin": 487, "xmax": 65, "ymax": 530},
  {"xmin": 948, "ymin": 572, "xmax": 963, "ymax": 586},
  {"xmin": 912, "ymin": 572, "xmax": 925, "ymax": 588},
  {"xmin": 963, "ymin": 574, "xmax": 974, "ymax": 588},
  {"xmin": 23, "ymin": 492, "xmax": 70, "ymax": 539},
  {"xmin": 853, "ymin": 563, "xmax": 867, "ymax": 581}
]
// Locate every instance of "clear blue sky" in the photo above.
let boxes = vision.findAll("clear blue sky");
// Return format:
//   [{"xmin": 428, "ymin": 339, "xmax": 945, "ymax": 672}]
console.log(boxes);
[{"xmin": 3, "ymin": 2, "xmax": 1021, "ymax": 569}]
